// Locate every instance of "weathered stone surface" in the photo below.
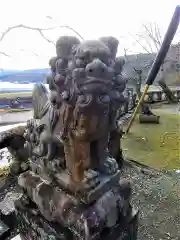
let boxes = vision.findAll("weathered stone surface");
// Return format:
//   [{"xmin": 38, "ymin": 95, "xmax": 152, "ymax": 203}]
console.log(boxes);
[
  {"xmin": 0, "ymin": 191, "xmax": 22, "ymax": 231},
  {"xmin": 0, "ymin": 191, "xmax": 22, "ymax": 216},
  {"xmin": 15, "ymin": 190, "xmax": 138, "ymax": 240}
]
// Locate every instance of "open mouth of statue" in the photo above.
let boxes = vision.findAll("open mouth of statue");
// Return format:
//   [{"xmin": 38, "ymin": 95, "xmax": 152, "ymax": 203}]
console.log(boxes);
[
  {"xmin": 76, "ymin": 76, "xmax": 113, "ymax": 94},
  {"xmin": 78, "ymin": 77, "xmax": 112, "ymax": 90},
  {"xmin": 79, "ymin": 81, "xmax": 110, "ymax": 93},
  {"xmin": 85, "ymin": 77, "xmax": 111, "ymax": 85}
]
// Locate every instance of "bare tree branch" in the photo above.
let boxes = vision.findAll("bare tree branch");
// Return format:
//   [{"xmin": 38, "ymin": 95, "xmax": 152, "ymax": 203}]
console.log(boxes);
[
  {"xmin": 0, "ymin": 51, "xmax": 10, "ymax": 57},
  {"xmin": 154, "ymin": 23, "xmax": 162, "ymax": 45},
  {"xmin": 129, "ymin": 22, "xmax": 178, "ymax": 102},
  {"xmin": 136, "ymin": 34, "xmax": 154, "ymax": 53},
  {"xmin": 129, "ymin": 22, "xmax": 175, "ymax": 58},
  {"xmin": 142, "ymin": 24, "xmax": 160, "ymax": 51},
  {"xmin": 61, "ymin": 25, "xmax": 84, "ymax": 40},
  {"xmin": 0, "ymin": 24, "xmax": 56, "ymax": 45},
  {"xmin": 0, "ymin": 22, "xmax": 84, "ymax": 68},
  {"xmin": 20, "ymin": 49, "xmax": 39, "ymax": 57},
  {"xmin": 129, "ymin": 22, "xmax": 165, "ymax": 55},
  {"xmin": 0, "ymin": 24, "xmax": 84, "ymax": 46},
  {"xmin": 38, "ymin": 31, "xmax": 55, "ymax": 45},
  {"xmin": 129, "ymin": 33, "xmax": 151, "ymax": 54}
]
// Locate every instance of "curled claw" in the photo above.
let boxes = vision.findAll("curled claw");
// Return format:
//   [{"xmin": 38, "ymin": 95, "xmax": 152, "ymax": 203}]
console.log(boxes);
[{"xmin": 61, "ymin": 91, "xmax": 70, "ymax": 101}]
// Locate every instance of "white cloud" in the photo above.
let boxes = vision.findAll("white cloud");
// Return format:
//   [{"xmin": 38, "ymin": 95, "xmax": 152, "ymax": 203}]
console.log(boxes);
[{"xmin": 0, "ymin": 0, "xmax": 179, "ymax": 69}]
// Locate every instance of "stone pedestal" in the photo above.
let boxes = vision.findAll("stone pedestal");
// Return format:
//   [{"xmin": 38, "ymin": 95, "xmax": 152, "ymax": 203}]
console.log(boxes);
[
  {"xmin": 14, "ymin": 171, "xmax": 138, "ymax": 240},
  {"xmin": 15, "ymin": 196, "xmax": 138, "ymax": 240},
  {"xmin": 139, "ymin": 114, "xmax": 160, "ymax": 124}
]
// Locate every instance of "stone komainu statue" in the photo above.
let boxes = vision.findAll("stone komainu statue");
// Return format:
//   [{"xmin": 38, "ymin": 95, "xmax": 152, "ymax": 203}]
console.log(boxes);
[
  {"xmin": 0, "ymin": 36, "xmax": 138, "ymax": 239},
  {"xmin": 25, "ymin": 36, "xmax": 126, "ymax": 185}
]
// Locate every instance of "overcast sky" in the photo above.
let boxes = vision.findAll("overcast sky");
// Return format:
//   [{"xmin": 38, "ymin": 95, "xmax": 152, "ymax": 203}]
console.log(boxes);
[{"xmin": 0, "ymin": 0, "xmax": 179, "ymax": 70}]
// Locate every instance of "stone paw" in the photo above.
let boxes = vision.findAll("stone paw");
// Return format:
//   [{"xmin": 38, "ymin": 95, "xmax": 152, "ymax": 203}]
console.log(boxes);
[{"xmin": 100, "ymin": 157, "xmax": 118, "ymax": 174}]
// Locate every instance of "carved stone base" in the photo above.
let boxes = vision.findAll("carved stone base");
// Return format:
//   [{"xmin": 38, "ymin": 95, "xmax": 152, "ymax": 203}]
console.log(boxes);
[
  {"xmin": 15, "ymin": 171, "xmax": 138, "ymax": 239},
  {"xmin": 55, "ymin": 170, "xmax": 121, "ymax": 204},
  {"xmin": 15, "ymin": 197, "xmax": 138, "ymax": 240},
  {"xmin": 15, "ymin": 205, "xmax": 72, "ymax": 240},
  {"xmin": 30, "ymin": 157, "xmax": 121, "ymax": 204}
]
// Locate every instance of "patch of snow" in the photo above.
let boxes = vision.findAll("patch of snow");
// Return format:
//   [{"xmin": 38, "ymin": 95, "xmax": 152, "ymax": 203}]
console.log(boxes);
[
  {"xmin": 0, "ymin": 123, "xmax": 26, "ymax": 133},
  {"xmin": 0, "ymin": 148, "xmax": 10, "ymax": 166},
  {"xmin": 11, "ymin": 234, "xmax": 21, "ymax": 240},
  {"xmin": 0, "ymin": 123, "xmax": 26, "ymax": 168},
  {"xmin": 175, "ymin": 170, "xmax": 180, "ymax": 174}
]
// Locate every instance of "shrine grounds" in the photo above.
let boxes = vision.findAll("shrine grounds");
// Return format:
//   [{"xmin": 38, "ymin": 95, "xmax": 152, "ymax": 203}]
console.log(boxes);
[
  {"xmin": 122, "ymin": 103, "xmax": 180, "ymax": 170},
  {"xmin": 0, "ymin": 102, "xmax": 180, "ymax": 239},
  {"xmin": 121, "ymin": 103, "xmax": 180, "ymax": 239}
]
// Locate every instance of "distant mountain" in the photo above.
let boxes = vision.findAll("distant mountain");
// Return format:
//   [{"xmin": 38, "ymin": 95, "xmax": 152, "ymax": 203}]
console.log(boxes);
[
  {"xmin": 0, "ymin": 69, "xmax": 22, "ymax": 77},
  {"xmin": 0, "ymin": 68, "xmax": 49, "ymax": 83}
]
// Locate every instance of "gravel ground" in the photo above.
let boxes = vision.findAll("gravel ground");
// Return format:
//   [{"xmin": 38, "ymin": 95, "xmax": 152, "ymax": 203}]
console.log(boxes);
[{"xmin": 122, "ymin": 160, "xmax": 180, "ymax": 240}]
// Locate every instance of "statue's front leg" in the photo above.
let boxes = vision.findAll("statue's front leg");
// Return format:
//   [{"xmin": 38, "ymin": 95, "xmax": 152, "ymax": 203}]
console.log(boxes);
[
  {"xmin": 33, "ymin": 143, "xmax": 46, "ymax": 157},
  {"xmin": 109, "ymin": 129, "xmax": 124, "ymax": 168},
  {"xmin": 63, "ymin": 137, "xmax": 89, "ymax": 190},
  {"xmin": 46, "ymin": 142, "xmax": 57, "ymax": 161},
  {"xmin": 108, "ymin": 105, "xmax": 124, "ymax": 168},
  {"xmin": 97, "ymin": 134, "xmax": 118, "ymax": 174}
]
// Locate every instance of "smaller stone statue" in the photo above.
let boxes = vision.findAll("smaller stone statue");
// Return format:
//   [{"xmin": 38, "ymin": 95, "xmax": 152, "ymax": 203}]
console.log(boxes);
[{"xmin": 100, "ymin": 37, "xmax": 127, "ymax": 166}]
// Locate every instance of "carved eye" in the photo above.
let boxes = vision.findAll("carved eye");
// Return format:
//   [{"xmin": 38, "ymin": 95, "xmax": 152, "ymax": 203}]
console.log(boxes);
[
  {"xmin": 98, "ymin": 94, "xmax": 110, "ymax": 104},
  {"xmin": 89, "ymin": 69, "xmax": 93, "ymax": 73},
  {"xmin": 78, "ymin": 95, "xmax": 86, "ymax": 103},
  {"xmin": 78, "ymin": 94, "xmax": 92, "ymax": 105}
]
